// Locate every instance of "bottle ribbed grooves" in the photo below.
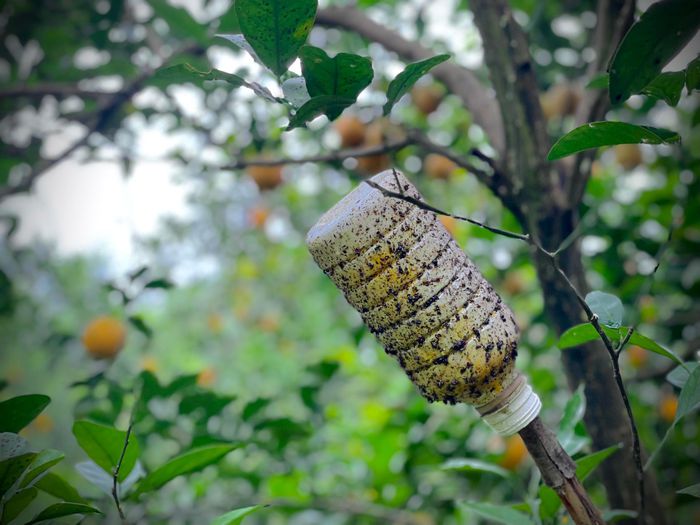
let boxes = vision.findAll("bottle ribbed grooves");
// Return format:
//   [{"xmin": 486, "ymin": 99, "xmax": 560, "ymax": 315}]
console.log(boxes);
[{"xmin": 475, "ymin": 373, "xmax": 541, "ymax": 436}]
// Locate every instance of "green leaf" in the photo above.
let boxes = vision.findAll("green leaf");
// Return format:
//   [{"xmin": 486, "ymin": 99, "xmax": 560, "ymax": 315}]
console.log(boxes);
[
  {"xmin": 666, "ymin": 362, "xmax": 699, "ymax": 388},
  {"xmin": 586, "ymin": 73, "xmax": 609, "ymax": 89},
  {"xmin": 608, "ymin": 0, "xmax": 700, "ymax": 104},
  {"xmin": 299, "ymin": 46, "xmax": 373, "ymax": 119},
  {"xmin": 34, "ymin": 472, "xmax": 88, "ymax": 504},
  {"xmin": 383, "ymin": 54, "xmax": 450, "ymax": 115},
  {"xmin": 179, "ymin": 391, "xmax": 235, "ymax": 419},
  {"xmin": 576, "ymin": 443, "xmax": 622, "ymax": 480},
  {"xmin": 144, "ymin": 278, "xmax": 174, "ymax": 289},
  {"xmin": 678, "ymin": 482, "xmax": 700, "ymax": 498},
  {"xmin": 459, "ymin": 501, "xmax": 535, "ymax": 525},
  {"xmin": 585, "ymin": 291, "xmax": 624, "ymax": 328},
  {"xmin": 0, "ymin": 453, "xmax": 36, "ymax": 498},
  {"xmin": 235, "ymin": 0, "xmax": 317, "ymax": 77},
  {"xmin": 686, "ymin": 56, "xmax": 700, "ymax": 93},
  {"xmin": 128, "ymin": 315, "xmax": 153, "ymax": 339},
  {"xmin": 603, "ymin": 510, "xmax": 639, "ymax": 522},
  {"xmin": 286, "ymin": 95, "xmax": 355, "ymax": 130},
  {"xmin": 539, "ymin": 444, "xmax": 621, "ymax": 519},
  {"xmin": 558, "ymin": 386, "xmax": 588, "ymax": 455},
  {"xmin": 242, "ymin": 398, "xmax": 271, "ymax": 421},
  {"xmin": 154, "ymin": 63, "xmax": 246, "ymax": 88},
  {"xmin": 26, "ymin": 502, "xmax": 102, "ymax": 524},
  {"xmin": 547, "ymin": 121, "xmax": 680, "ymax": 160},
  {"xmin": 676, "ymin": 365, "xmax": 700, "ymax": 421},
  {"xmin": 133, "ymin": 443, "xmax": 240, "ymax": 495},
  {"xmin": 558, "ymin": 323, "xmax": 684, "ymax": 366},
  {"xmin": 441, "ymin": 458, "xmax": 511, "ymax": 478},
  {"xmin": 1, "ymin": 486, "xmax": 38, "ymax": 524},
  {"xmin": 210, "ymin": 505, "xmax": 265, "ymax": 525},
  {"xmin": 641, "ymin": 71, "xmax": 686, "ymax": 106},
  {"xmin": 20, "ymin": 449, "xmax": 64, "ymax": 488},
  {"xmin": 0, "ymin": 395, "xmax": 51, "ymax": 433},
  {"xmin": 72, "ymin": 420, "xmax": 140, "ymax": 482}
]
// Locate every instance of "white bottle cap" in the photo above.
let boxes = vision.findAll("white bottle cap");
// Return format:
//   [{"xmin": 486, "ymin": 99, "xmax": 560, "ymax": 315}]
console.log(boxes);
[{"xmin": 476, "ymin": 373, "xmax": 541, "ymax": 436}]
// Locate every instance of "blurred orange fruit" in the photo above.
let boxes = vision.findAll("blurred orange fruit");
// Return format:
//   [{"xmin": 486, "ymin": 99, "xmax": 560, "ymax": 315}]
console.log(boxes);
[
  {"xmin": 627, "ymin": 345, "xmax": 648, "ymax": 369},
  {"xmin": 659, "ymin": 393, "xmax": 678, "ymax": 423},
  {"xmin": 82, "ymin": 316, "xmax": 126, "ymax": 359},
  {"xmin": 356, "ymin": 154, "xmax": 390, "ymax": 175},
  {"xmin": 258, "ymin": 314, "xmax": 280, "ymax": 333},
  {"xmin": 614, "ymin": 144, "xmax": 642, "ymax": 170},
  {"xmin": 32, "ymin": 413, "xmax": 54, "ymax": 433},
  {"xmin": 411, "ymin": 85, "xmax": 443, "ymax": 115},
  {"xmin": 247, "ymin": 163, "xmax": 283, "ymax": 190},
  {"xmin": 248, "ymin": 207, "xmax": 270, "ymax": 229},
  {"xmin": 540, "ymin": 84, "xmax": 580, "ymax": 120},
  {"xmin": 425, "ymin": 154, "xmax": 457, "ymax": 180},
  {"xmin": 334, "ymin": 115, "xmax": 366, "ymax": 148},
  {"xmin": 140, "ymin": 356, "xmax": 159, "ymax": 373},
  {"xmin": 503, "ymin": 272, "xmax": 526, "ymax": 295},
  {"xmin": 499, "ymin": 435, "xmax": 528, "ymax": 470},
  {"xmin": 197, "ymin": 367, "xmax": 217, "ymax": 387},
  {"xmin": 439, "ymin": 215, "xmax": 457, "ymax": 236}
]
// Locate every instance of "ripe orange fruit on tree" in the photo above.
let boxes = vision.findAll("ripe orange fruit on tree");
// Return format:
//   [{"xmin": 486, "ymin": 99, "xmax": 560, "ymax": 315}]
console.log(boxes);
[
  {"xmin": 411, "ymin": 85, "xmax": 443, "ymax": 115},
  {"xmin": 82, "ymin": 316, "xmax": 126, "ymax": 359},
  {"xmin": 614, "ymin": 144, "xmax": 642, "ymax": 170},
  {"xmin": 499, "ymin": 435, "xmax": 528, "ymax": 470},
  {"xmin": 659, "ymin": 393, "xmax": 678, "ymax": 423},
  {"xmin": 334, "ymin": 115, "xmax": 366, "ymax": 148},
  {"xmin": 247, "ymin": 163, "xmax": 283, "ymax": 191},
  {"xmin": 425, "ymin": 154, "xmax": 457, "ymax": 180}
]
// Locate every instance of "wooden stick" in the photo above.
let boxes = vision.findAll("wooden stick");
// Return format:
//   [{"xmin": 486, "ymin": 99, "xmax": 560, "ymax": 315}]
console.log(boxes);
[{"xmin": 519, "ymin": 417, "xmax": 606, "ymax": 525}]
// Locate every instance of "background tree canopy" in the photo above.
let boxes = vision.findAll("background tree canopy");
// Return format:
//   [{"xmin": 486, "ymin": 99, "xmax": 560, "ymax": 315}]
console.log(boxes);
[{"xmin": 0, "ymin": 0, "xmax": 699, "ymax": 524}]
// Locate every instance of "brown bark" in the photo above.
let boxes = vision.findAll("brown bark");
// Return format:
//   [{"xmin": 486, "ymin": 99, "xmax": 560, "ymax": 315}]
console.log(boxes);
[{"xmin": 520, "ymin": 417, "xmax": 605, "ymax": 525}]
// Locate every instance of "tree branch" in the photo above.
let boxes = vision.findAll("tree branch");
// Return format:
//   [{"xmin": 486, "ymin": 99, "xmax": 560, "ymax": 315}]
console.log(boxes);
[{"xmin": 316, "ymin": 6, "xmax": 505, "ymax": 154}]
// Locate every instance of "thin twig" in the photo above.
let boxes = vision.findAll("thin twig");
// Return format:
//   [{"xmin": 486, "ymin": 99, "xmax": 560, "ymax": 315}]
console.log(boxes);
[{"xmin": 112, "ymin": 423, "xmax": 133, "ymax": 522}]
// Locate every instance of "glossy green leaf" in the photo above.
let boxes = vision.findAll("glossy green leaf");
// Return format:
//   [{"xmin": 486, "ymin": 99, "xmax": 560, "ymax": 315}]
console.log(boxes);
[
  {"xmin": 538, "ymin": 484, "xmax": 560, "ymax": 520},
  {"xmin": 0, "ymin": 395, "xmax": 51, "ymax": 433},
  {"xmin": 299, "ymin": 46, "xmax": 373, "ymax": 119},
  {"xmin": 558, "ymin": 323, "xmax": 684, "ymax": 366},
  {"xmin": 576, "ymin": 443, "xmax": 622, "ymax": 480},
  {"xmin": 678, "ymin": 482, "xmax": 700, "ymax": 498},
  {"xmin": 585, "ymin": 291, "xmax": 624, "ymax": 328},
  {"xmin": 459, "ymin": 501, "xmax": 535, "ymax": 525},
  {"xmin": 547, "ymin": 121, "xmax": 680, "ymax": 160},
  {"xmin": 128, "ymin": 315, "xmax": 153, "ymax": 339},
  {"xmin": 558, "ymin": 386, "xmax": 589, "ymax": 455},
  {"xmin": 383, "ymin": 54, "xmax": 450, "ymax": 115},
  {"xmin": 441, "ymin": 458, "xmax": 510, "ymax": 478},
  {"xmin": 34, "ymin": 472, "xmax": 88, "ymax": 504},
  {"xmin": 608, "ymin": 0, "xmax": 700, "ymax": 104},
  {"xmin": 0, "ymin": 453, "xmax": 36, "ymax": 498},
  {"xmin": 686, "ymin": 56, "xmax": 700, "ymax": 93},
  {"xmin": 133, "ymin": 443, "xmax": 240, "ymax": 495},
  {"xmin": 154, "ymin": 63, "xmax": 246, "ymax": 88},
  {"xmin": 26, "ymin": 502, "xmax": 102, "ymax": 524},
  {"xmin": 1, "ymin": 486, "xmax": 38, "ymax": 524},
  {"xmin": 210, "ymin": 505, "xmax": 265, "ymax": 525},
  {"xmin": 72, "ymin": 420, "xmax": 139, "ymax": 482},
  {"xmin": 235, "ymin": 0, "xmax": 317, "ymax": 77},
  {"xmin": 676, "ymin": 365, "xmax": 700, "ymax": 421},
  {"xmin": 286, "ymin": 95, "xmax": 355, "ymax": 130},
  {"xmin": 641, "ymin": 71, "xmax": 686, "ymax": 106},
  {"xmin": 19, "ymin": 449, "xmax": 64, "ymax": 488}
]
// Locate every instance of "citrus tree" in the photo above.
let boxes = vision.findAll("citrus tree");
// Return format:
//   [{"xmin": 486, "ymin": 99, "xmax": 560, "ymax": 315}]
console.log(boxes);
[{"xmin": 1, "ymin": 0, "xmax": 699, "ymax": 524}]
